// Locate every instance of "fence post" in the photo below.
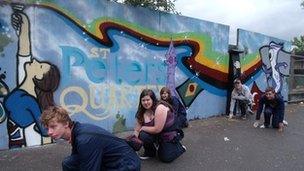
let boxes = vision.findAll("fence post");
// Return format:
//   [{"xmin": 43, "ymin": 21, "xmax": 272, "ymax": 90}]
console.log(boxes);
[{"xmin": 226, "ymin": 46, "xmax": 243, "ymax": 115}]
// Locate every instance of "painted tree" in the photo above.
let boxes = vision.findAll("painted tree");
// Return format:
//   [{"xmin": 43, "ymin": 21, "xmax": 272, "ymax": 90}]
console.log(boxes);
[{"xmin": 109, "ymin": 0, "xmax": 180, "ymax": 14}]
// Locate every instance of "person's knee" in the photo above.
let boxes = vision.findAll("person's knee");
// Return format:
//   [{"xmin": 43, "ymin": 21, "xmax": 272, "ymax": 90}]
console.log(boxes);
[
  {"xmin": 138, "ymin": 131, "xmax": 154, "ymax": 144},
  {"xmin": 158, "ymin": 142, "xmax": 185, "ymax": 163},
  {"xmin": 272, "ymin": 120, "xmax": 280, "ymax": 128}
]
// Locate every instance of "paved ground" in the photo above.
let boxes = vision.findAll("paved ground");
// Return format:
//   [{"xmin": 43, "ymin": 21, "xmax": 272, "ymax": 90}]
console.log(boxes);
[{"xmin": 1, "ymin": 103, "xmax": 304, "ymax": 171}]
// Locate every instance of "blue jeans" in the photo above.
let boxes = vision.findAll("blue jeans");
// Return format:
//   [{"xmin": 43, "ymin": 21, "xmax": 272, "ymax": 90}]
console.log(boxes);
[
  {"xmin": 139, "ymin": 131, "xmax": 185, "ymax": 163},
  {"xmin": 264, "ymin": 106, "xmax": 284, "ymax": 128}
]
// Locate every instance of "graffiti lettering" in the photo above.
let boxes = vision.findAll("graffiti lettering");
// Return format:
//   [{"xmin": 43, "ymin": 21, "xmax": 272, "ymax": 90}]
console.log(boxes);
[
  {"xmin": 60, "ymin": 86, "xmax": 112, "ymax": 120},
  {"xmin": 90, "ymin": 47, "xmax": 110, "ymax": 59},
  {"xmin": 60, "ymin": 46, "xmax": 166, "ymax": 85},
  {"xmin": 60, "ymin": 84, "xmax": 162, "ymax": 120}
]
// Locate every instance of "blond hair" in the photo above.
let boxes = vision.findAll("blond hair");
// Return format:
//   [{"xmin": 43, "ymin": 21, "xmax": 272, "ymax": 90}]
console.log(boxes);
[{"xmin": 41, "ymin": 106, "xmax": 72, "ymax": 127}]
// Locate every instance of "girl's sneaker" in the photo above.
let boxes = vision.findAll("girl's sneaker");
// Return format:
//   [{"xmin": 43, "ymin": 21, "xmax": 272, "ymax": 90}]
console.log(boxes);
[{"xmin": 139, "ymin": 153, "xmax": 150, "ymax": 160}]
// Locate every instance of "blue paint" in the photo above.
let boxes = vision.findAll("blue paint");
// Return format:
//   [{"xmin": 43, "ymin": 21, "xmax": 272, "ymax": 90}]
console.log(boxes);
[{"xmin": 60, "ymin": 46, "xmax": 166, "ymax": 85}]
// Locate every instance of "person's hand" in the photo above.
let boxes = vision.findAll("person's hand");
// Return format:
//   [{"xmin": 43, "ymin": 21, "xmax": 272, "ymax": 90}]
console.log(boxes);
[
  {"xmin": 11, "ymin": 12, "xmax": 29, "ymax": 36},
  {"xmin": 139, "ymin": 126, "xmax": 144, "ymax": 132},
  {"xmin": 134, "ymin": 131, "xmax": 139, "ymax": 138},
  {"xmin": 253, "ymin": 121, "xmax": 260, "ymax": 128},
  {"xmin": 11, "ymin": 12, "xmax": 22, "ymax": 36}
]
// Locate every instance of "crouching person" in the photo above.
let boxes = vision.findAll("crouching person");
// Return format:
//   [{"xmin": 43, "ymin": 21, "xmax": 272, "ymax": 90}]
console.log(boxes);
[
  {"xmin": 253, "ymin": 87, "xmax": 285, "ymax": 131},
  {"xmin": 41, "ymin": 106, "xmax": 140, "ymax": 171},
  {"xmin": 160, "ymin": 87, "xmax": 188, "ymax": 128},
  {"xmin": 138, "ymin": 92, "xmax": 185, "ymax": 162},
  {"xmin": 229, "ymin": 78, "xmax": 253, "ymax": 119}
]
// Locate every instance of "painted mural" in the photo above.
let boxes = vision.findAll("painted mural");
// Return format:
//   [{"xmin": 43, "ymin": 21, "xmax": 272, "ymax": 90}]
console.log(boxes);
[
  {"xmin": 0, "ymin": 0, "xmax": 230, "ymax": 149},
  {"xmin": 237, "ymin": 29, "xmax": 291, "ymax": 108},
  {"xmin": 0, "ymin": 1, "xmax": 291, "ymax": 150}
]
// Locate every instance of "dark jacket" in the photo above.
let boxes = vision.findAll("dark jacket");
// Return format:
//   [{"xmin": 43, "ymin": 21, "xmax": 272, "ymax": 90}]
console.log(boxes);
[
  {"xmin": 171, "ymin": 96, "xmax": 187, "ymax": 117},
  {"xmin": 70, "ymin": 122, "xmax": 140, "ymax": 171},
  {"xmin": 256, "ymin": 94, "xmax": 285, "ymax": 121}
]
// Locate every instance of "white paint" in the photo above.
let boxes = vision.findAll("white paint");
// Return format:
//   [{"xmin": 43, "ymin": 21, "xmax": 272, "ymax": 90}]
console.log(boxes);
[{"xmin": 24, "ymin": 123, "xmax": 41, "ymax": 146}]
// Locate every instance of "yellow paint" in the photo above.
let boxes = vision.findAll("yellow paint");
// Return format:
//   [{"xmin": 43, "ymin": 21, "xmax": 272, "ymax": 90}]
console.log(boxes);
[
  {"xmin": 59, "ymin": 84, "xmax": 163, "ymax": 121},
  {"xmin": 40, "ymin": 3, "xmax": 229, "ymax": 73},
  {"xmin": 241, "ymin": 55, "xmax": 260, "ymax": 72}
]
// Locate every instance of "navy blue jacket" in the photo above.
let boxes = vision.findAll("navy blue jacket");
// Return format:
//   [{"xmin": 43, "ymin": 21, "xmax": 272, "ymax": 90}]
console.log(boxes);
[
  {"xmin": 70, "ymin": 122, "xmax": 140, "ymax": 170},
  {"xmin": 256, "ymin": 94, "xmax": 285, "ymax": 120}
]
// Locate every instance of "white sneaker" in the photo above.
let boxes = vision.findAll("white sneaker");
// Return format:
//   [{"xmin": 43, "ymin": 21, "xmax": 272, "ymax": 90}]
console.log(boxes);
[
  {"xmin": 259, "ymin": 124, "xmax": 265, "ymax": 129},
  {"xmin": 253, "ymin": 121, "xmax": 259, "ymax": 128},
  {"xmin": 283, "ymin": 120, "xmax": 288, "ymax": 126},
  {"xmin": 139, "ymin": 153, "xmax": 151, "ymax": 160},
  {"xmin": 182, "ymin": 145, "xmax": 187, "ymax": 151},
  {"xmin": 228, "ymin": 114, "xmax": 233, "ymax": 119}
]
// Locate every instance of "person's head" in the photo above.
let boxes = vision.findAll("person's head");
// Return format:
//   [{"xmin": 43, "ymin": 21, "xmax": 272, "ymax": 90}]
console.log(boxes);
[
  {"xmin": 28, "ymin": 59, "xmax": 61, "ymax": 110},
  {"xmin": 264, "ymin": 87, "xmax": 276, "ymax": 100},
  {"xmin": 25, "ymin": 59, "xmax": 51, "ymax": 79},
  {"xmin": 136, "ymin": 89, "xmax": 158, "ymax": 125},
  {"xmin": 233, "ymin": 78, "xmax": 242, "ymax": 90},
  {"xmin": 41, "ymin": 106, "xmax": 73, "ymax": 140},
  {"xmin": 160, "ymin": 87, "xmax": 172, "ymax": 102}
]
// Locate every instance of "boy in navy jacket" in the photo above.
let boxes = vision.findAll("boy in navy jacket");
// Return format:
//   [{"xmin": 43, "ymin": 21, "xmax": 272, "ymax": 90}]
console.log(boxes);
[
  {"xmin": 254, "ymin": 87, "xmax": 285, "ymax": 131},
  {"xmin": 41, "ymin": 106, "xmax": 140, "ymax": 171}
]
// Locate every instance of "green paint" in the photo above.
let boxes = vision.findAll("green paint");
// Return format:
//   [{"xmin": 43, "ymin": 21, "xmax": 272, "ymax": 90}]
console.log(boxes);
[
  {"xmin": 241, "ymin": 52, "xmax": 259, "ymax": 66},
  {"xmin": 112, "ymin": 113, "xmax": 127, "ymax": 133},
  {"xmin": 0, "ymin": 34, "xmax": 12, "ymax": 53},
  {"xmin": 90, "ymin": 17, "xmax": 228, "ymax": 66}
]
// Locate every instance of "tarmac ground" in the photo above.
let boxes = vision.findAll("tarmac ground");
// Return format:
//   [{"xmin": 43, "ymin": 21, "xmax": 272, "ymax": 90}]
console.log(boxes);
[{"xmin": 1, "ymin": 103, "xmax": 304, "ymax": 171}]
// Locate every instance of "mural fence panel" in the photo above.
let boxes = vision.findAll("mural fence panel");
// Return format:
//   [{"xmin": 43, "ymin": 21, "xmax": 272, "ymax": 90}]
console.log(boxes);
[{"xmin": 0, "ymin": 1, "xmax": 291, "ymax": 150}]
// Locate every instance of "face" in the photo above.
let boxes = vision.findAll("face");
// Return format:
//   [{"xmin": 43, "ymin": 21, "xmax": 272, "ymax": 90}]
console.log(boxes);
[
  {"xmin": 25, "ymin": 59, "xmax": 51, "ymax": 79},
  {"xmin": 141, "ymin": 95, "xmax": 153, "ymax": 110},
  {"xmin": 234, "ymin": 81, "xmax": 242, "ymax": 89},
  {"xmin": 46, "ymin": 119, "xmax": 69, "ymax": 140},
  {"xmin": 161, "ymin": 92, "xmax": 169, "ymax": 101},
  {"xmin": 265, "ymin": 91, "xmax": 275, "ymax": 100}
]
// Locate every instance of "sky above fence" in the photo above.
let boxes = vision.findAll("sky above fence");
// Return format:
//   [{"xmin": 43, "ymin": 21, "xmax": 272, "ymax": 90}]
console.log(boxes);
[{"xmin": 176, "ymin": 0, "xmax": 304, "ymax": 45}]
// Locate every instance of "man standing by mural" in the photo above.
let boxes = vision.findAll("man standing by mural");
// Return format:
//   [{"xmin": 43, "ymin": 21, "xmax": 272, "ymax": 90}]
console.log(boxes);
[
  {"xmin": 41, "ymin": 106, "xmax": 140, "ymax": 171},
  {"xmin": 253, "ymin": 87, "xmax": 285, "ymax": 132},
  {"xmin": 228, "ymin": 78, "xmax": 253, "ymax": 119},
  {"xmin": 3, "ymin": 8, "xmax": 60, "ymax": 148}
]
